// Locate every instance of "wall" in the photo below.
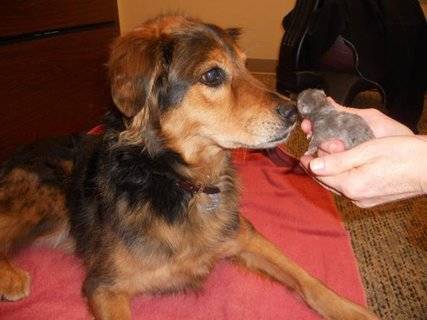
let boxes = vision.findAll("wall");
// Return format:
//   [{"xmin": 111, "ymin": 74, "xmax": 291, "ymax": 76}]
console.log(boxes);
[
  {"xmin": 117, "ymin": 0, "xmax": 296, "ymax": 60},
  {"xmin": 421, "ymin": 1, "xmax": 427, "ymax": 17}
]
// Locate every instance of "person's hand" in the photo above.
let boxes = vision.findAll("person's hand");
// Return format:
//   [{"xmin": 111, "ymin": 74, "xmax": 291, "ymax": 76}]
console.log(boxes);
[
  {"xmin": 300, "ymin": 135, "xmax": 427, "ymax": 207},
  {"xmin": 299, "ymin": 98, "xmax": 423, "ymax": 207}
]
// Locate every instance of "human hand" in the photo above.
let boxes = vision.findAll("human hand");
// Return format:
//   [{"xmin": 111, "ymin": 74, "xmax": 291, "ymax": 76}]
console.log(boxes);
[{"xmin": 300, "ymin": 135, "xmax": 427, "ymax": 207}]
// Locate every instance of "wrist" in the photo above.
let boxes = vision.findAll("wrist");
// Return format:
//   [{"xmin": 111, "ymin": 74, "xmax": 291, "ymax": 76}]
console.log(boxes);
[
  {"xmin": 416, "ymin": 135, "xmax": 427, "ymax": 194},
  {"xmin": 421, "ymin": 173, "xmax": 427, "ymax": 196}
]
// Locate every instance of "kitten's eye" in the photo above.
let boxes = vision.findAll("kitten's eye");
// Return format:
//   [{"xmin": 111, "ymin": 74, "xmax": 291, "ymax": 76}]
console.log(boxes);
[{"xmin": 200, "ymin": 67, "xmax": 226, "ymax": 87}]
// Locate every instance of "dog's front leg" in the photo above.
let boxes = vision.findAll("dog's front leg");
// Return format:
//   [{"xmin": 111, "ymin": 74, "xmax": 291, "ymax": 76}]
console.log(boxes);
[
  {"xmin": 87, "ymin": 287, "xmax": 132, "ymax": 320},
  {"xmin": 233, "ymin": 217, "xmax": 378, "ymax": 320}
]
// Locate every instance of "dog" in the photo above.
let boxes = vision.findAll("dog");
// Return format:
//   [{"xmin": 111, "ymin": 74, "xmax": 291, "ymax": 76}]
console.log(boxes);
[
  {"xmin": 297, "ymin": 89, "xmax": 374, "ymax": 155},
  {"xmin": 0, "ymin": 15, "xmax": 377, "ymax": 320}
]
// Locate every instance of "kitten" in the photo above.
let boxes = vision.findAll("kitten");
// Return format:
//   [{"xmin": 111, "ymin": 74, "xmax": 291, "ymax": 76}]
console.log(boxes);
[{"xmin": 297, "ymin": 89, "xmax": 374, "ymax": 155}]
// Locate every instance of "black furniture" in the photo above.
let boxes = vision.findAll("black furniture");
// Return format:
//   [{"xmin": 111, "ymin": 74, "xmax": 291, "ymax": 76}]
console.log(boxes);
[{"xmin": 276, "ymin": 0, "xmax": 426, "ymax": 132}]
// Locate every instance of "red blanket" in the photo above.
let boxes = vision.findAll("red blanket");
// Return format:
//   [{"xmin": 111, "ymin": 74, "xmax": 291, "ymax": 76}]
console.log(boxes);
[{"xmin": 0, "ymin": 150, "xmax": 366, "ymax": 320}]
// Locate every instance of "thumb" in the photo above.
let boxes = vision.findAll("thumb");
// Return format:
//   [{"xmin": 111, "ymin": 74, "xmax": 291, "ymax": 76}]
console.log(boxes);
[{"xmin": 309, "ymin": 146, "xmax": 368, "ymax": 176}]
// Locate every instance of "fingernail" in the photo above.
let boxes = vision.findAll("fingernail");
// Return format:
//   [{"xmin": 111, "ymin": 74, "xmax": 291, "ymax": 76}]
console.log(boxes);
[{"xmin": 310, "ymin": 158, "xmax": 325, "ymax": 172}]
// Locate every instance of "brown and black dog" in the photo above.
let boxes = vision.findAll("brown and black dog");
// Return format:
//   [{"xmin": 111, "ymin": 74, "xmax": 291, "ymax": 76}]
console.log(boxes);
[{"xmin": 0, "ymin": 15, "xmax": 377, "ymax": 320}]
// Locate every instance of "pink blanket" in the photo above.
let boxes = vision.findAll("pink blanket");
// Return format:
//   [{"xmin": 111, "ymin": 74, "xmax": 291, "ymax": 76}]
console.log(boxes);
[{"xmin": 0, "ymin": 151, "xmax": 366, "ymax": 320}]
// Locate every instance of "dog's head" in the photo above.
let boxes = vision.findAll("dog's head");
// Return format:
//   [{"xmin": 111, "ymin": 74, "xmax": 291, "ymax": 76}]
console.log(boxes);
[{"xmin": 109, "ymin": 15, "xmax": 297, "ymax": 159}]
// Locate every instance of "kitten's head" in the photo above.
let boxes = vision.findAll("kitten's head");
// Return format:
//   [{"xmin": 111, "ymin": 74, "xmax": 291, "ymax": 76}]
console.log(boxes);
[{"xmin": 296, "ymin": 89, "xmax": 327, "ymax": 116}]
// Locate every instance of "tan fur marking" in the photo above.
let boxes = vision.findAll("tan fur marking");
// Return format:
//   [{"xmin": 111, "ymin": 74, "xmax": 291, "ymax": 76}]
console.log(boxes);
[
  {"xmin": 0, "ymin": 258, "xmax": 31, "ymax": 301},
  {"xmin": 0, "ymin": 169, "xmax": 69, "ymax": 253},
  {"xmin": 89, "ymin": 289, "xmax": 132, "ymax": 320}
]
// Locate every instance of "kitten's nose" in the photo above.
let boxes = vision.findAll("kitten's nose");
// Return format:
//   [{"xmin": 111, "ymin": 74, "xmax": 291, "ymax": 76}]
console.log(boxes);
[{"xmin": 277, "ymin": 104, "xmax": 298, "ymax": 122}]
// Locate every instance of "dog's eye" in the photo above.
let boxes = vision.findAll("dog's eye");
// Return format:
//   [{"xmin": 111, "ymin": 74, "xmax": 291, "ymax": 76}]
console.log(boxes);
[{"xmin": 200, "ymin": 67, "xmax": 226, "ymax": 87}]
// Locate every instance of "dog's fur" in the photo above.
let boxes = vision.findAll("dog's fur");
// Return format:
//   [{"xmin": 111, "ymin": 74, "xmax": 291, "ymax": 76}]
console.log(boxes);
[{"xmin": 0, "ymin": 16, "xmax": 377, "ymax": 320}]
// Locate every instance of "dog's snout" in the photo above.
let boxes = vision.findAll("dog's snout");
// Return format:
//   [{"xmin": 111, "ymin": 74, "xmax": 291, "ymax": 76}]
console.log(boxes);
[{"xmin": 277, "ymin": 104, "xmax": 298, "ymax": 122}]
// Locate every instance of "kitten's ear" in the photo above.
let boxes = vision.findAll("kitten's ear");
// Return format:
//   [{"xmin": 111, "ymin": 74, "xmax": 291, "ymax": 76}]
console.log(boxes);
[{"xmin": 225, "ymin": 28, "xmax": 242, "ymax": 40}]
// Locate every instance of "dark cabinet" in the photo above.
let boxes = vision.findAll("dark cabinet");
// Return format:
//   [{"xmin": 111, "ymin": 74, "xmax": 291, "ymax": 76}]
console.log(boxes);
[{"xmin": 0, "ymin": 0, "xmax": 119, "ymax": 161}]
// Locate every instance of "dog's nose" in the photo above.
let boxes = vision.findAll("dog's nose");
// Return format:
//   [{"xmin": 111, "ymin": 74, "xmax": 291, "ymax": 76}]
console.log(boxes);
[{"xmin": 277, "ymin": 104, "xmax": 298, "ymax": 122}]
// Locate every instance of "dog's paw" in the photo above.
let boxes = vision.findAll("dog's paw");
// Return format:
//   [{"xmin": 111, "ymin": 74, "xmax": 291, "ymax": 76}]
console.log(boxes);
[{"xmin": 0, "ymin": 263, "xmax": 31, "ymax": 301}]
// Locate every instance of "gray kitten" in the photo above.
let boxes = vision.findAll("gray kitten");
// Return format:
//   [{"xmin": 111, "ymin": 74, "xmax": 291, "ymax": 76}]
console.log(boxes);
[{"xmin": 297, "ymin": 89, "xmax": 375, "ymax": 155}]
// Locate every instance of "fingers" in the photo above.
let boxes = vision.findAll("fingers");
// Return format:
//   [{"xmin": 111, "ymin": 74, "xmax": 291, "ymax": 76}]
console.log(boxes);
[
  {"xmin": 299, "ymin": 156, "xmax": 343, "ymax": 195},
  {"xmin": 309, "ymin": 157, "xmax": 342, "ymax": 176},
  {"xmin": 299, "ymin": 155, "xmax": 313, "ymax": 169},
  {"xmin": 301, "ymin": 119, "xmax": 312, "ymax": 137},
  {"xmin": 300, "ymin": 140, "xmax": 345, "ymax": 166},
  {"xmin": 308, "ymin": 145, "xmax": 368, "ymax": 176},
  {"xmin": 314, "ymin": 176, "xmax": 345, "ymax": 195},
  {"xmin": 353, "ymin": 191, "xmax": 421, "ymax": 208},
  {"xmin": 313, "ymin": 174, "xmax": 348, "ymax": 196},
  {"xmin": 318, "ymin": 140, "xmax": 345, "ymax": 154}
]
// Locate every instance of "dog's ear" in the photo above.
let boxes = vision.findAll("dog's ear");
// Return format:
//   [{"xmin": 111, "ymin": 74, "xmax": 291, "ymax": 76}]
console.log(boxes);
[
  {"xmin": 108, "ymin": 33, "xmax": 175, "ymax": 155},
  {"xmin": 108, "ymin": 33, "xmax": 165, "ymax": 118},
  {"xmin": 225, "ymin": 28, "xmax": 242, "ymax": 41},
  {"xmin": 108, "ymin": 34, "xmax": 157, "ymax": 118}
]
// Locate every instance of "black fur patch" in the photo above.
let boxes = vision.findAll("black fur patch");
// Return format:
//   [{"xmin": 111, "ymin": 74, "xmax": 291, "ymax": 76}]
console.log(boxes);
[
  {"xmin": 157, "ymin": 76, "xmax": 189, "ymax": 111},
  {"xmin": 0, "ymin": 134, "xmax": 83, "ymax": 188},
  {"xmin": 107, "ymin": 144, "xmax": 191, "ymax": 224},
  {"xmin": 156, "ymin": 39, "xmax": 191, "ymax": 111}
]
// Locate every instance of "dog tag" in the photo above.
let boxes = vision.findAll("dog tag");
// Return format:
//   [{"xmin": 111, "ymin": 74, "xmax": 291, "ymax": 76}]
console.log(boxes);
[{"xmin": 204, "ymin": 193, "xmax": 221, "ymax": 213}]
